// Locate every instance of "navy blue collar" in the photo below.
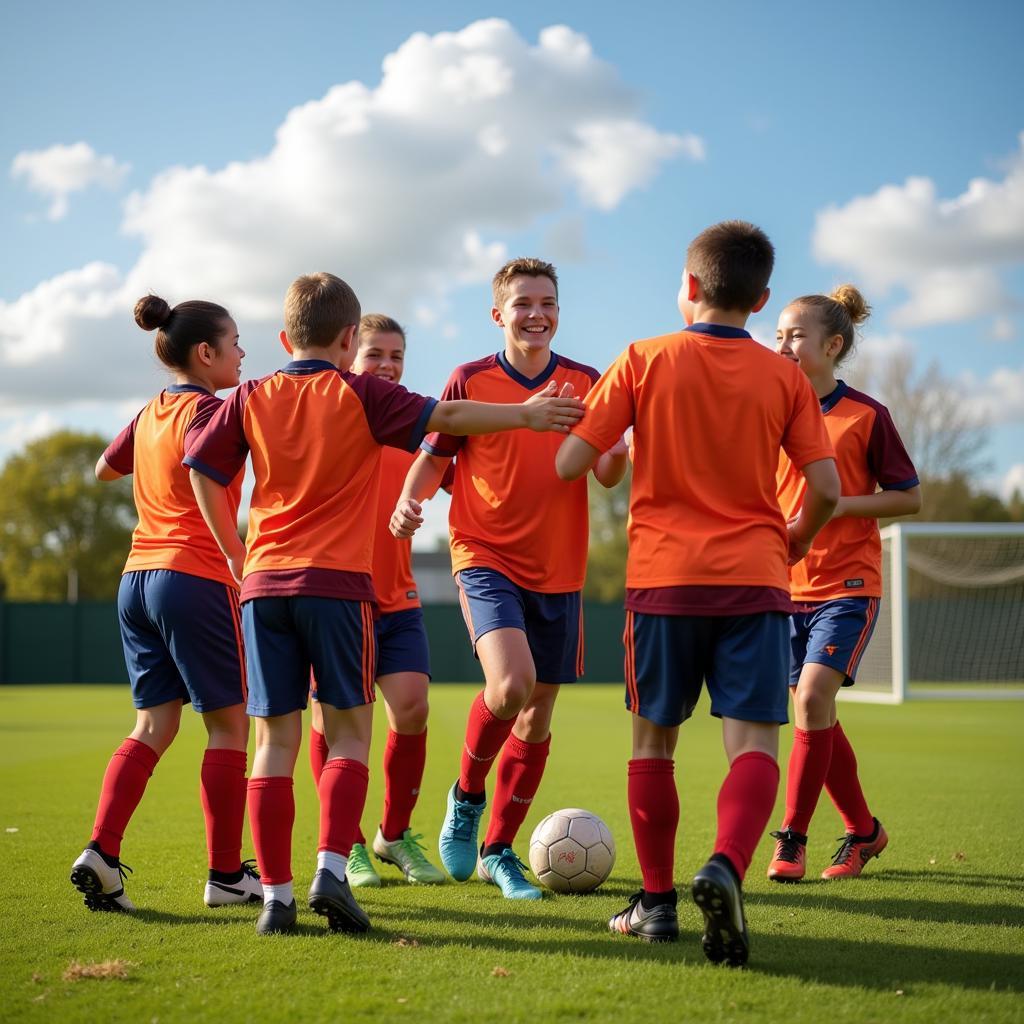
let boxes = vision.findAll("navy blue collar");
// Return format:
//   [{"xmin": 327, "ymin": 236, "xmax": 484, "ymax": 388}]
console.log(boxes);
[
  {"xmin": 497, "ymin": 350, "xmax": 558, "ymax": 389},
  {"xmin": 684, "ymin": 322, "xmax": 752, "ymax": 340},
  {"xmin": 166, "ymin": 383, "xmax": 212, "ymax": 395},
  {"xmin": 282, "ymin": 358, "xmax": 339, "ymax": 375},
  {"xmin": 820, "ymin": 379, "xmax": 848, "ymax": 413}
]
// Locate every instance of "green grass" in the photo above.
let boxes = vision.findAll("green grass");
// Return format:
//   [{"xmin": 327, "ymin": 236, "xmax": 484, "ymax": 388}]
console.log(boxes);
[{"xmin": 1, "ymin": 685, "xmax": 1021, "ymax": 1024}]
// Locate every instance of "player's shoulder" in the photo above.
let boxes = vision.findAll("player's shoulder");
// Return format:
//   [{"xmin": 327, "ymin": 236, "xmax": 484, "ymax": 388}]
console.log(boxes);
[
  {"xmin": 448, "ymin": 353, "xmax": 501, "ymax": 385},
  {"xmin": 554, "ymin": 352, "xmax": 600, "ymax": 384},
  {"xmin": 834, "ymin": 381, "xmax": 890, "ymax": 420}
]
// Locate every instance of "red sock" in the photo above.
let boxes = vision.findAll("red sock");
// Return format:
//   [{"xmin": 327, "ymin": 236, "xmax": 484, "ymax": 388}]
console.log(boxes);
[
  {"xmin": 627, "ymin": 759, "xmax": 678, "ymax": 893},
  {"xmin": 90, "ymin": 738, "xmax": 160, "ymax": 857},
  {"xmin": 247, "ymin": 777, "xmax": 294, "ymax": 885},
  {"xmin": 381, "ymin": 729, "xmax": 427, "ymax": 842},
  {"xmin": 200, "ymin": 748, "xmax": 247, "ymax": 873},
  {"xmin": 459, "ymin": 692, "xmax": 516, "ymax": 794},
  {"xmin": 714, "ymin": 751, "xmax": 780, "ymax": 881},
  {"xmin": 783, "ymin": 727, "xmax": 834, "ymax": 835},
  {"xmin": 318, "ymin": 758, "xmax": 370, "ymax": 856},
  {"xmin": 485, "ymin": 733, "xmax": 551, "ymax": 847},
  {"xmin": 309, "ymin": 726, "xmax": 329, "ymax": 784},
  {"xmin": 824, "ymin": 721, "xmax": 874, "ymax": 835}
]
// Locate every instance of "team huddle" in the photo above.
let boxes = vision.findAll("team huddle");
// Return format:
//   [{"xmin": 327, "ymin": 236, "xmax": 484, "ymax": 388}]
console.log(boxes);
[{"xmin": 69, "ymin": 221, "xmax": 920, "ymax": 967}]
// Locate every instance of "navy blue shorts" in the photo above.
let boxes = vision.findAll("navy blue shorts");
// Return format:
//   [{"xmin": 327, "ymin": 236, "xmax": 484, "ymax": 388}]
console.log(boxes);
[
  {"xmin": 117, "ymin": 570, "xmax": 246, "ymax": 713},
  {"xmin": 790, "ymin": 598, "xmax": 880, "ymax": 687},
  {"xmin": 242, "ymin": 596, "xmax": 376, "ymax": 717},
  {"xmin": 623, "ymin": 610, "xmax": 790, "ymax": 727},
  {"xmin": 456, "ymin": 568, "xmax": 583, "ymax": 684}
]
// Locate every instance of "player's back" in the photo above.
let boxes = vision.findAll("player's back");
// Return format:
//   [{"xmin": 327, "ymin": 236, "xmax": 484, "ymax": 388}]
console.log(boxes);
[
  {"xmin": 118, "ymin": 386, "xmax": 241, "ymax": 586},
  {"xmin": 622, "ymin": 325, "xmax": 831, "ymax": 592}
]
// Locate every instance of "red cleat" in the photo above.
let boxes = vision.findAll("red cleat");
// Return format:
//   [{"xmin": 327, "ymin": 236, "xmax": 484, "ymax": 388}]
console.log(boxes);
[
  {"xmin": 821, "ymin": 818, "xmax": 888, "ymax": 879},
  {"xmin": 767, "ymin": 828, "xmax": 807, "ymax": 882}
]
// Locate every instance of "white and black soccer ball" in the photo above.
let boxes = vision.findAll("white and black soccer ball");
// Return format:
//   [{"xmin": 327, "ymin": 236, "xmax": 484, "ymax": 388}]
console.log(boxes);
[{"xmin": 528, "ymin": 808, "xmax": 615, "ymax": 894}]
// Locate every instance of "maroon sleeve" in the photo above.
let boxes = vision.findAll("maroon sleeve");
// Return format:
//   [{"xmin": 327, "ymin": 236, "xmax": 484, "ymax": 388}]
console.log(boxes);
[
  {"xmin": 867, "ymin": 404, "xmax": 919, "ymax": 490},
  {"xmin": 421, "ymin": 368, "xmax": 469, "ymax": 457},
  {"xmin": 345, "ymin": 372, "xmax": 437, "ymax": 452},
  {"xmin": 103, "ymin": 411, "xmax": 142, "ymax": 476},
  {"xmin": 183, "ymin": 393, "xmax": 224, "ymax": 452},
  {"xmin": 440, "ymin": 460, "xmax": 456, "ymax": 494},
  {"xmin": 183, "ymin": 381, "xmax": 257, "ymax": 485}
]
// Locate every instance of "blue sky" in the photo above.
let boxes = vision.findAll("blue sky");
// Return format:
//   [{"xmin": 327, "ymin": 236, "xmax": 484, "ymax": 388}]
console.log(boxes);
[{"xmin": 1, "ymin": 0, "xmax": 1022, "ymax": 540}]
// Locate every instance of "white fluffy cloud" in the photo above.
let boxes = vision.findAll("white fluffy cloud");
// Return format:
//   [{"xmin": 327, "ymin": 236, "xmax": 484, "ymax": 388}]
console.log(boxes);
[
  {"xmin": 1000, "ymin": 463, "xmax": 1024, "ymax": 501},
  {"xmin": 813, "ymin": 133, "xmax": 1024, "ymax": 328},
  {"xmin": 10, "ymin": 142, "xmax": 130, "ymax": 220},
  {"xmin": 0, "ymin": 20, "xmax": 695, "ymax": 409},
  {"xmin": 961, "ymin": 365, "xmax": 1024, "ymax": 426}
]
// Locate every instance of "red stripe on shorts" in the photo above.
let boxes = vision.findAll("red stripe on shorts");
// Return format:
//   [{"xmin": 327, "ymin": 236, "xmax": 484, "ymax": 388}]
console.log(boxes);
[{"xmin": 845, "ymin": 597, "xmax": 879, "ymax": 677}]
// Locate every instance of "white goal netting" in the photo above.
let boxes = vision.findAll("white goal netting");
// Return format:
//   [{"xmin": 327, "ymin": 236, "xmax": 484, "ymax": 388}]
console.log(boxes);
[{"xmin": 845, "ymin": 524, "xmax": 1024, "ymax": 702}]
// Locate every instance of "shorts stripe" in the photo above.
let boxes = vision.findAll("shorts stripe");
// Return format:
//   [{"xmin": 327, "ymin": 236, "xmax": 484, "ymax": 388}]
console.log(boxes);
[
  {"xmin": 361, "ymin": 602, "xmax": 376, "ymax": 704},
  {"xmin": 456, "ymin": 576, "xmax": 476, "ymax": 641},
  {"xmin": 845, "ymin": 597, "xmax": 879, "ymax": 677},
  {"xmin": 225, "ymin": 586, "xmax": 248, "ymax": 702},
  {"xmin": 623, "ymin": 611, "xmax": 639, "ymax": 712},
  {"xmin": 575, "ymin": 604, "xmax": 585, "ymax": 678}
]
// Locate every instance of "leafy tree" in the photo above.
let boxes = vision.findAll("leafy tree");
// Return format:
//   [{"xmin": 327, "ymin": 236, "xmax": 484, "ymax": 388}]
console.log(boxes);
[
  {"xmin": 0, "ymin": 431, "xmax": 135, "ymax": 600},
  {"xmin": 584, "ymin": 469, "xmax": 631, "ymax": 601}
]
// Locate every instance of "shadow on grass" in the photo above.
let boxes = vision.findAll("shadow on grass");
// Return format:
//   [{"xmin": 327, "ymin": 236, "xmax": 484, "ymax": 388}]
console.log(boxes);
[{"xmin": 877, "ymin": 868, "xmax": 1023, "ymax": 889}]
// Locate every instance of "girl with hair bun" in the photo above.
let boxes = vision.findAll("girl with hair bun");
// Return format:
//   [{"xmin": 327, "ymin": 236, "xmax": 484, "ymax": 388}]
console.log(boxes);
[
  {"xmin": 767, "ymin": 285, "xmax": 922, "ymax": 882},
  {"xmin": 70, "ymin": 295, "xmax": 261, "ymax": 913}
]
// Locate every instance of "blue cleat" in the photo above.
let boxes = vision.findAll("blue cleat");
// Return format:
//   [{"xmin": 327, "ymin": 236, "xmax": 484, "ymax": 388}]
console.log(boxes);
[
  {"xmin": 478, "ymin": 848, "xmax": 542, "ymax": 900},
  {"xmin": 439, "ymin": 783, "xmax": 486, "ymax": 881}
]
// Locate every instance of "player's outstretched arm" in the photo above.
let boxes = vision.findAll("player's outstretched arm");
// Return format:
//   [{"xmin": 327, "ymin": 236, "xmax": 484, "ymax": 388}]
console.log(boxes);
[
  {"xmin": 592, "ymin": 434, "xmax": 630, "ymax": 488},
  {"xmin": 390, "ymin": 451, "xmax": 451, "ymax": 540},
  {"xmin": 426, "ymin": 380, "xmax": 584, "ymax": 437},
  {"xmin": 833, "ymin": 485, "xmax": 922, "ymax": 520},
  {"xmin": 94, "ymin": 455, "xmax": 124, "ymax": 482},
  {"xmin": 555, "ymin": 433, "xmax": 602, "ymax": 481},
  {"xmin": 189, "ymin": 469, "xmax": 247, "ymax": 584},
  {"xmin": 788, "ymin": 457, "xmax": 840, "ymax": 565}
]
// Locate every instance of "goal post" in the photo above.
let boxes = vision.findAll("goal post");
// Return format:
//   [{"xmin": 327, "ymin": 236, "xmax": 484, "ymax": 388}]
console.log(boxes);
[{"xmin": 839, "ymin": 522, "xmax": 1024, "ymax": 704}]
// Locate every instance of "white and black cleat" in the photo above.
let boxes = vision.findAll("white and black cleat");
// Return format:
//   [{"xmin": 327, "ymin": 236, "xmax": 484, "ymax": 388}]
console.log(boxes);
[
  {"xmin": 204, "ymin": 860, "xmax": 263, "ymax": 907},
  {"xmin": 70, "ymin": 848, "xmax": 135, "ymax": 913}
]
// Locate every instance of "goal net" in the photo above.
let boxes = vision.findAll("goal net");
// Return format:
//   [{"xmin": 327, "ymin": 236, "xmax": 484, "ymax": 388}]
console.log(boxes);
[{"xmin": 842, "ymin": 523, "xmax": 1024, "ymax": 703}]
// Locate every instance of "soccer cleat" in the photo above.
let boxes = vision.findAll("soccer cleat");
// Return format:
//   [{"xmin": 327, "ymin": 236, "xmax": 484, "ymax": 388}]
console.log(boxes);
[
  {"xmin": 821, "ymin": 818, "xmax": 888, "ymax": 879},
  {"xmin": 767, "ymin": 828, "xmax": 807, "ymax": 883},
  {"xmin": 438, "ymin": 783, "xmax": 486, "ymax": 882},
  {"xmin": 308, "ymin": 868, "xmax": 371, "ymax": 933},
  {"xmin": 256, "ymin": 899, "xmax": 297, "ymax": 935},
  {"xmin": 70, "ymin": 848, "xmax": 135, "ymax": 913},
  {"xmin": 346, "ymin": 842, "xmax": 382, "ymax": 888},
  {"xmin": 478, "ymin": 847, "xmax": 542, "ymax": 900},
  {"xmin": 692, "ymin": 858, "xmax": 749, "ymax": 967},
  {"xmin": 608, "ymin": 891, "xmax": 679, "ymax": 943},
  {"xmin": 204, "ymin": 860, "xmax": 263, "ymax": 907},
  {"xmin": 373, "ymin": 828, "xmax": 446, "ymax": 884}
]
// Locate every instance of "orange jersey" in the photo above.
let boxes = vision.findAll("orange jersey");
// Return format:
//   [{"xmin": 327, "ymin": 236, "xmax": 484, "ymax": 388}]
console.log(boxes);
[
  {"xmin": 104, "ymin": 385, "xmax": 242, "ymax": 588},
  {"xmin": 423, "ymin": 351, "xmax": 599, "ymax": 593},
  {"xmin": 778, "ymin": 381, "xmax": 918, "ymax": 601},
  {"xmin": 572, "ymin": 324, "xmax": 835, "ymax": 611},
  {"xmin": 373, "ymin": 447, "xmax": 419, "ymax": 613},
  {"xmin": 185, "ymin": 359, "xmax": 435, "ymax": 603}
]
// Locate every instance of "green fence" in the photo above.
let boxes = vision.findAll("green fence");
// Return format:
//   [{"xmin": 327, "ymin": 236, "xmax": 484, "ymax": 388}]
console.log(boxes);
[{"xmin": 0, "ymin": 601, "xmax": 627, "ymax": 685}]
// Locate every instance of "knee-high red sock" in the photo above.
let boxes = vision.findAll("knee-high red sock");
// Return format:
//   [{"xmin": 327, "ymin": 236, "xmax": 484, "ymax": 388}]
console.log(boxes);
[
  {"xmin": 824, "ymin": 721, "xmax": 874, "ymax": 835},
  {"xmin": 714, "ymin": 751, "xmax": 780, "ymax": 881},
  {"xmin": 318, "ymin": 758, "xmax": 370, "ymax": 856},
  {"xmin": 459, "ymin": 692, "xmax": 516, "ymax": 795},
  {"xmin": 247, "ymin": 777, "xmax": 294, "ymax": 885},
  {"xmin": 782, "ymin": 727, "xmax": 834, "ymax": 835},
  {"xmin": 381, "ymin": 729, "xmax": 427, "ymax": 841},
  {"xmin": 90, "ymin": 738, "xmax": 160, "ymax": 857},
  {"xmin": 485, "ymin": 733, "xmax": 551, "ymax": 847},
  {"xmin": 628, "ymin": 759, "xmax": 678, "ymax": 893},
  {"xmin": 309, "ymin": 726, "xmax": 329, "ymax": 784},
  {"xmin": 200, "ymin": 748, "xmax": 247, "ymax": 873}
]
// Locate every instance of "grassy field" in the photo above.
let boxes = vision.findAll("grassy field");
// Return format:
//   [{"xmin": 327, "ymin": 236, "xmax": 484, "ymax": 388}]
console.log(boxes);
[{"xmin": 1, "ymin": 685, "xmax": 1021, "ymax": 1024}]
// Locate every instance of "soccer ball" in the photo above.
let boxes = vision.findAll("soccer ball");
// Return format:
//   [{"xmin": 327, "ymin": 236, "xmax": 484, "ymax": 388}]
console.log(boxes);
[{"xmin": 528, "ymin": 808, "xmax": 615, "ymax": 894}]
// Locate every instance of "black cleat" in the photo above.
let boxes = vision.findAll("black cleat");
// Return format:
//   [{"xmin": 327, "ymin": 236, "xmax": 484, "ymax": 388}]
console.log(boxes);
[
  {"xmin": 608, "ymin": 890, "xmax": 679, "ymax": 943},
  {"xmin": 256, "ymin": 899, "xmax": 297, "ymax": 935},
  {"xmin": 692, "ymin": 858, "xmax": 749, "ymax": 967},
  {"xmin": 308, "ymin": 869, "xmax": 370, "ymax": 934}
]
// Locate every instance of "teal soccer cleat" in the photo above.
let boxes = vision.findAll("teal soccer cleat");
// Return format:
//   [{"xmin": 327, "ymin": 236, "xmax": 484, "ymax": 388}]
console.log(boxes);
[
  {"xmin": 478, "ymin": 848, "xmax": 542, "ymax": 900},
  {"xmin": 439, "ymin": 783, "xmax": 486, "ymax": 881}
]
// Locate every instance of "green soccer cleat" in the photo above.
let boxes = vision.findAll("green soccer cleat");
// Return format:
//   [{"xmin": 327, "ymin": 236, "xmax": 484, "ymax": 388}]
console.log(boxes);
[
  {"xmin": 372, "ymin": 828, "xmax": 446, "ymax": 884},
  {"xmin": 478, "ymin": 847, "xmax": 542, "ymax": 900},
  {"xmin": 346, "ymin": 843, "xmax": 382, "ymax": 888}
]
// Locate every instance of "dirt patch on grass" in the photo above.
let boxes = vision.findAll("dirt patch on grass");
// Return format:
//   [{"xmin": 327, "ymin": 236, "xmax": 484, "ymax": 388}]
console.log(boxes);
[{"xmin": 63, "ymin": 960, "xmax": 134, "ymax": 982}]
